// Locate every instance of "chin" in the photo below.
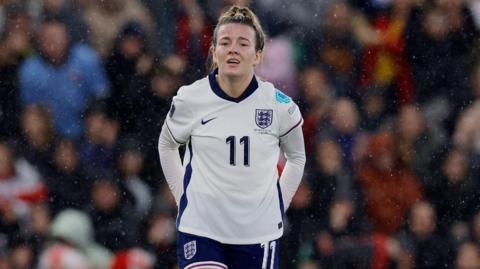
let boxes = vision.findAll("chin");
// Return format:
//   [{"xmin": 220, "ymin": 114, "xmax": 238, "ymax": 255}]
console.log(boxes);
[
  {"xmin": 220, "ymin": 67, "xmax": 250, "ymax": 79},
  {"xmin": 220, "ymin": 69, "xmax": 242, "ymax": 77}
]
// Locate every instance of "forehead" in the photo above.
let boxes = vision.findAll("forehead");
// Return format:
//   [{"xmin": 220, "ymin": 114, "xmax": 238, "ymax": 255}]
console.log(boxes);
[{"xmin": 216, "ymin": 23, "xmax": 256, "ymax": 41}]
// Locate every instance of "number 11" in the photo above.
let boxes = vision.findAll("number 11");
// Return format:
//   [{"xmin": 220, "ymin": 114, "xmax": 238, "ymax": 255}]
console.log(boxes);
[{"xmin": 226, "ymin": 136, "xmax": 250, "ymax": 166}]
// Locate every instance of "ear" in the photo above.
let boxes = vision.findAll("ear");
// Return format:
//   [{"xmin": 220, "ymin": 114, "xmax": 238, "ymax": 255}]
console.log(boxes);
[
  {"xmin": 210, "ymin": 46, "xmax": 218, "ymax": 65},
  {"xmin": 253, "ymin": 50, "xmax": 262, "ymax": 67}
]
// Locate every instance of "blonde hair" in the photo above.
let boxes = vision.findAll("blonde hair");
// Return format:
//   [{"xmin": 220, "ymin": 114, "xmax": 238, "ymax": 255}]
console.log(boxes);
[{"xmin": 212, "ymin": 6, "xmax": 265, "ymax": 52}]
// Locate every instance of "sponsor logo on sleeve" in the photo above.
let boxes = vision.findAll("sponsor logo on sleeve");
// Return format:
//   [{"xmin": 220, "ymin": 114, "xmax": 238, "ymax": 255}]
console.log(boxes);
[{"xmin": 275, "ymin": 89, "xmax": 291, "ymax": 104}]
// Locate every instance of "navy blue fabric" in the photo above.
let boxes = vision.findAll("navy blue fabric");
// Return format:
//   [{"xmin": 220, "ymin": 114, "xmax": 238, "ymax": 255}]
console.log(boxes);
[
  {"xmin": 177, "ymin": 232, "xmax": 279, "ymax": 269},
  {"xmin": 177, "ymin": 141, "xmax": 193, "ymax": 228},
  {"xmin": 276, "ymin": 181, "xmax": 285, "ymax": 224},
  {"xmin": 208, "ymin": 68, "xmax": 258, "ymax": 103}
]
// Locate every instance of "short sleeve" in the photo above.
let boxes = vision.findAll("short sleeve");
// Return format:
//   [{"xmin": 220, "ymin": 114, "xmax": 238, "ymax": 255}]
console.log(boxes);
[
  {"xmin": 275, "ymin": 89, "xmax": 303, "ymax": 137},
  {"xmin": 164, "ymin": 88, "xmax": 194, "ymax": 144}
]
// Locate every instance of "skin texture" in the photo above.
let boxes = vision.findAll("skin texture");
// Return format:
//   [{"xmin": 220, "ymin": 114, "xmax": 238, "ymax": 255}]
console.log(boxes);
[{"xmin": 211, "ymin": 23, "xmax": 261, "ymax": 97}]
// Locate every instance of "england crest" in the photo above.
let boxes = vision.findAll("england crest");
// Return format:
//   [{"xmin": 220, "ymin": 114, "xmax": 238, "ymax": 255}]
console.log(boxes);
[
  {"xmin": 255, "ymin": 109, "xmax": 273, "ymax": 129},
  {"xmin": 184, "ymin": 240, "xmax": 197, "ymax": 260}
]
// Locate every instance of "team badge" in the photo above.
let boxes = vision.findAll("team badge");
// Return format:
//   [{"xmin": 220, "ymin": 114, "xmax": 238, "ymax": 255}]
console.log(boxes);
[
  {"xmin": 184, "ymin": 240, "xmax": 197, "ymax": 260},
  {"xmin": 255, "ymin": 109, "xmax": 273, "ymax": 129}
]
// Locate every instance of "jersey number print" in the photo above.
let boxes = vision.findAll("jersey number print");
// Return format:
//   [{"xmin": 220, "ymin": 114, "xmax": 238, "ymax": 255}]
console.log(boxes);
[{"xmin": 226, "ymin": 136, "xmax": 250, "ymax": 166}]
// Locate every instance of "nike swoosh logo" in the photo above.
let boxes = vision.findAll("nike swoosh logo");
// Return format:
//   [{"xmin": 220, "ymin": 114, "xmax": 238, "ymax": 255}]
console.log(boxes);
[{"xmin": 201, "ymin": 117, "xmax": 217, "ymax": 125}]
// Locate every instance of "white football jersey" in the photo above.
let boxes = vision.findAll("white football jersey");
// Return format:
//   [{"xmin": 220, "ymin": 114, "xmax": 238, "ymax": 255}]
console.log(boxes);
[{"xmin": 164, "ymin": 70, "xmax": 303, "ymax": 244}]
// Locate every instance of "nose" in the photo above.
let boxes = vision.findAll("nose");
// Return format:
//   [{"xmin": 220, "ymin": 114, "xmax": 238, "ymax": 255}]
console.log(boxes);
[{"xmin": 228, "ymin": 42, "xmax": 240, "ymax": 54}]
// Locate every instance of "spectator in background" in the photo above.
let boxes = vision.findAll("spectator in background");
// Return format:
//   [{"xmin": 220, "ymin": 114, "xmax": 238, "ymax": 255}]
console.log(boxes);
[
  {"xmin": 139, "ymin": 62, "xmax": 182, "ymax": 182},
  {"xmin": 471, "ymin": 213, "xmax": 480, "ymax": 247},
  {"xmin": 105, "ymin": 21, "xmax": 153, "ymax": 136},
  {"xmin": 140, "ymin": 208, "xmax": 177, "ymax": 269},
  {"xmin": 19, "ymin": 18, "xmax": 109, "ymax": 139},
  {"xmin": 435, "ymin": 149, "xmax": 478, "ymax": 235},
  {"xmin": 83, "ymin": 0, "xmax": 154, "ymax": 58},
  {"xmin": 308, "ymin": 139, "xmax": 357, "ymax": 230},
  {"xmin": 320, "ymin": 97, "xmax": 364, "ymax": 172},
  {"xmin": 16, "ymin": 105, "xmax": 55, "ymax": 177},
  {"xmin": 40, "ymin": 0, "xmax": 89, "ymax": 44},
  {"xmin": 256, "ymin": 33, "xmax": 299, "ymax": 99},
  {"xmin": 0, "ymin": 141, "xmax": 47, "ymax": 229},
  {"xmin": 297, "ymin": 66, "xmax": 334, "ymax": 156},
  {"xmin": 357, "ymin": 0, "xmax": 416, "ymax": 108},
  {"xmin": 7, "ymin": 239, "xmax": 35, "ymax": 269},
  {"xmin": 25, "ymin": 203, "xmax": 50, "ymax": 258},
  {"xmin": 86, "ymin": 174, "xmax": 139, "ymax": 252},
  {"xmin": 358, "ymin": 132, "xmax": 423, "ymax": 235},
  {"xmin": 79, "ymin": 103, "xmax": 119, "ymax": 176},
  {"xmin": 140, "ymin": 0, "xmax": 177, "ymax": 56},
  {"xmin": 6, "ymin": 204, "xmax": 50, "ymax": 269},
  {"xmin": 280, "ymin": 181, "xmax": 313, "ymax": 269},
  {"xmin": 46, "ymin": 139, "xmax": 91, "ymax": 216},
  {"xmin": 454, "ymin": 63, "xmax": 480, "ymax": 174},
  {"xmin": 39, "ymin": 209, "xmax": 112, "ymax": 269},
  {"xmin": 38, "ymin": 243, "xmax": 92, "ymax": 269},
  {"xmin": 395, "ymin": 105, "xmax": 446, "ymax": 199},
  {"xmin": 116, "ymin": 137, "xmax": 151, "ymax": 218},
  {"xmin": 358, "ymin": 85, "xmax": 390, "ymax": 132},
  {"xmin": 308, "ymin": 139, "xmax": 372, "ymax": 269},
  {"xmin": 395, "ymin": 201, "xmax": 453, "ymax": 269},
  {"xmin": 110, "ymin": 248, "xmax": 155, "ymax": 269},
  {"xmin": 406, "ymin": 0, "xmax": 476, "ymax": 133},
  {"xmin": 174, "ymin": 0, "xmax": 213, "ymax": 82},
  {"xmin": 454, "ymin": 241, "xmax": 480, "ymax": 269},
  {"xmin": 0, "ymin": 4, "xmax": 33, "ymax": 139},
  {"xmin": 312, "ymin": 1, "xmax": 361, "ymax": 97}
]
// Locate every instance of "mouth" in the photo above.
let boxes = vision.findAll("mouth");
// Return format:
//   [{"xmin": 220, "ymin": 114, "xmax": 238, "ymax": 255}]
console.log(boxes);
[{"xmin": 226, "ymin": 58, "xmax": 240, "ymax": 65}]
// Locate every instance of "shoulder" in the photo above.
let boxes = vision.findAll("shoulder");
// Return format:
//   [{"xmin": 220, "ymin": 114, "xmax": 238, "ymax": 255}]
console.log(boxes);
[
  {"xmin": 257, "ymin": 79, "xmax": 294, "ymax": 105},
  {"xmin": 71, "ymin": 44, "xmax": 101, "ymax": 61},
  {"xmin": 175, "ymin": 76, "xmax": 210, "ymax": 101},
  {"xmin": 20, "ymin": 55, "xmax": 43, "ymax": 72},
  {"xmin": 170, "ymin": 76, "xmax": 210, "ymax": 118}
]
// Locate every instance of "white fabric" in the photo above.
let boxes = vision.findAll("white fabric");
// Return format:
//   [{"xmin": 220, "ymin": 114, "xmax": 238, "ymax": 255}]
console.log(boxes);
[
  {"xmin": 158, "ymin": 124, "xmax": 185, "ymax": 205},
  {"xmin": 184, "ymin": 261, "xmax": 228, "ymax": 269},
  {"xmin": 278, "ymin": 126, "xmax": 306, "ymax": 211},
  {"xmin": 158, "ymin": 75, "xmax": 305, "ymax": 244}
]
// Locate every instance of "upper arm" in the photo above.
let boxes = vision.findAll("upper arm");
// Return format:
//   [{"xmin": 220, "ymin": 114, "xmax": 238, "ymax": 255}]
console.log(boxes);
[
  {"xmin": 275, "ymin": 89, "xmax": 303, "ymax": 138},
  {"xmin": 164, "ymin": 88, "xmax": 195, "ymax": 144}
]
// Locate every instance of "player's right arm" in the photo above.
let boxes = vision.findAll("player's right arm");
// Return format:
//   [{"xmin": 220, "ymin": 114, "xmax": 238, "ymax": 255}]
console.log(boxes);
[{"xmin": 158, "ymin": 88, "xmax": 194, "ymax": 206}]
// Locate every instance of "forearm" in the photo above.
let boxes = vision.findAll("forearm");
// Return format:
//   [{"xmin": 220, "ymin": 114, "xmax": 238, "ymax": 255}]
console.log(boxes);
[
  {"xmin": 279, "ymin": 126, "xmax": 306, "ymax": 211},
  {"xmin": 158, "ymin": 123, "xmax": 184, "ymax": 205}
]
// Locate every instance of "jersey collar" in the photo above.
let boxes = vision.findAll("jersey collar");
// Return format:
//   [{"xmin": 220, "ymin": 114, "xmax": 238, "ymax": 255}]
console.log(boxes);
[{"xmin": 208, "ymin": 68, "xmax": 258, "ymax": 103}]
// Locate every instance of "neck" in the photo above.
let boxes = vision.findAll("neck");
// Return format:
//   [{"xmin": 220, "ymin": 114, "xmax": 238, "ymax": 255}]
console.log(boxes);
[{"xmin": 216, "ymin": 71, "xmax": 254, "ymax": 98}]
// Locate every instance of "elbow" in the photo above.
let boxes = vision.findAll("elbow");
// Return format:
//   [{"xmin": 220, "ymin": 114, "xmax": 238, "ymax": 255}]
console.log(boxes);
[{"xmin": 288, "ymin": 152, "xmax": 306, "ymax": 168}]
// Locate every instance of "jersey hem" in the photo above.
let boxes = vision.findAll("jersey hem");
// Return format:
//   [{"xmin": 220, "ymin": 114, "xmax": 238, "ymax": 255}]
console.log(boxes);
[{"xmin": 178, "ymin": 227, "xmax": 283, "ymax": 245}]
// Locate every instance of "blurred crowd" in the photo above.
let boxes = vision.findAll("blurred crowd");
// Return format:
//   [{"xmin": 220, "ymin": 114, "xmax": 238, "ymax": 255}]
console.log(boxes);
[{"xmin": 1, "ymin": 0, "xmax": 480, "ymax": 268}]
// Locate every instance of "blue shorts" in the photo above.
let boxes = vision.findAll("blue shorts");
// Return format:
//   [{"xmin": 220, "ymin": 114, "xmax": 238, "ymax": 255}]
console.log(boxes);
[{"xmin": 177, "ymin": 232, "xmax": 279, "ymax": 269}]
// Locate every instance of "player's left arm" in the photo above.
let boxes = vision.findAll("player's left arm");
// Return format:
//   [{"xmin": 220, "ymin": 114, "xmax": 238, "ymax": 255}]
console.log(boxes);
[
  {"xmin": 279, "ymin": 124, "xmax": 306, "ymax": 211},
  {"xmin": 276, "ymin": 89, "xmax": 306, "ymax": 211}
]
